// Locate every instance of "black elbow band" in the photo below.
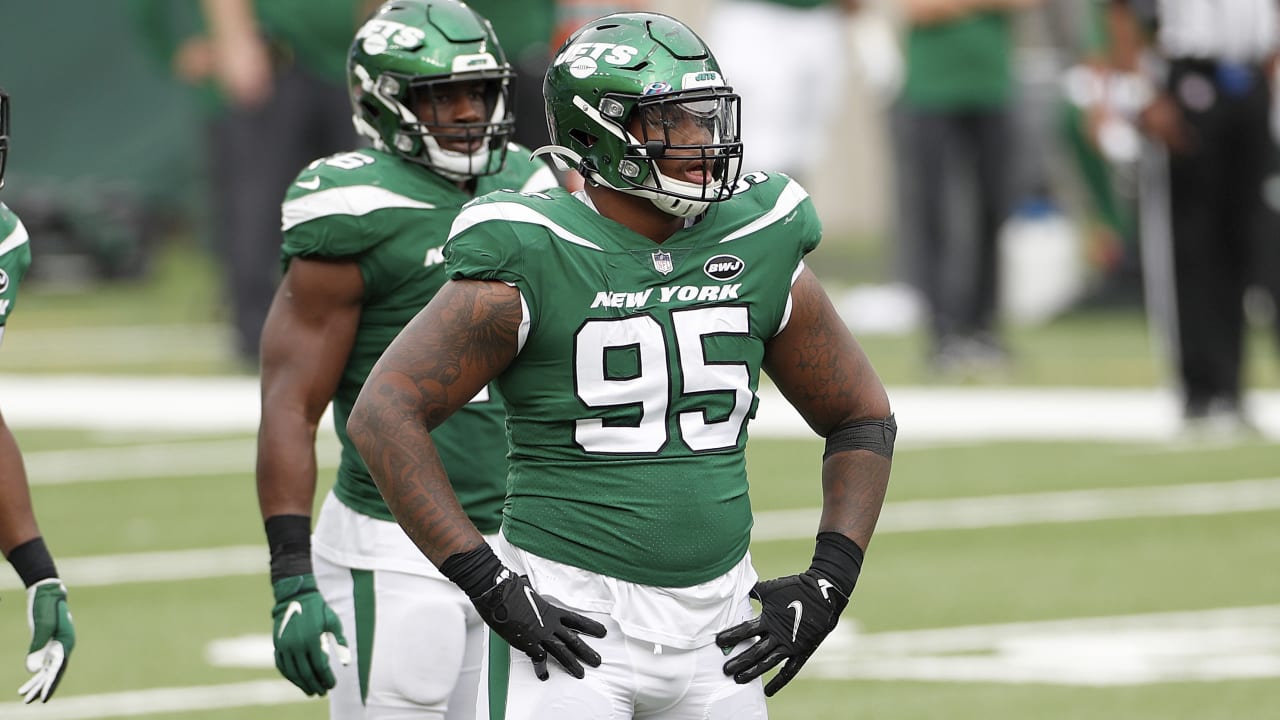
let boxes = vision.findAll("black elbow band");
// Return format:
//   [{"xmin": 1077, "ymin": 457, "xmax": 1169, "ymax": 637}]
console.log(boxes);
[
  {"xmin": 823, "ymin": 414, "xmax": 897, "ymax": 460},
  {"xmin": 265, "ymin": 514, "xmax": 313, "ymax": 583},
  {"xmin": 7, "ymin": 536, "xmax": 58, "ymax": 588}
]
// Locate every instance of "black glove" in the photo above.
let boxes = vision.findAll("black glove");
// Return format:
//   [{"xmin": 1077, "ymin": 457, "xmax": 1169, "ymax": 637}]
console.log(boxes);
[
  {"xmin": 716, "ymin": 532, "xmax": 862, "ymax": 696},
  {"xmin": 441, "ymin": 544, "xmax": 607, "ymax": 681}
]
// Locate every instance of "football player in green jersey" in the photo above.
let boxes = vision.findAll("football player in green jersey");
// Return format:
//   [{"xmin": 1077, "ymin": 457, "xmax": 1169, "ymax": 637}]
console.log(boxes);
[
  {"xmin": 255, "ymin": 2, "xmax": 557, "ymax": 717},
  {"xmin": 0, "ymin": 88, "xmax": 77, "ymax": 705},
  {"xmin": 349, "ymin": 12, "xmax": 895, "ymax": 719}
]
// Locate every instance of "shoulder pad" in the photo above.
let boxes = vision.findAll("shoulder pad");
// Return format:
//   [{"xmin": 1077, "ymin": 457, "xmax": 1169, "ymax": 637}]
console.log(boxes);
[{"xmin": 286, "ymin": 150, "xmax": 391, "ymax": 198}]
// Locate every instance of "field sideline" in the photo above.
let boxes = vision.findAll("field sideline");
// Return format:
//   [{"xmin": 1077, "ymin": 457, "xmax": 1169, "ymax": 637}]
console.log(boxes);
[{"xmin": 0, "ymin": 376, "xmax": 1277, "ymax": 719}]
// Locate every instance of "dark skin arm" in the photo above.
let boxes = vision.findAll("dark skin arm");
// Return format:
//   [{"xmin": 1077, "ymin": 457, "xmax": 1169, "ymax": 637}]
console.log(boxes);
[
  {"xmin": 762, "ymin": 267, "xmax": 892, "ymax": 551},
  {"xmin": 0, "ymin": 408, "xmax": 41, "ymax": 556},
  {"xmin": 257, "ymin": 257, "xmax": 364, "ymax": 521},
  {"xmin": 347, "ymin": 278, "xmax": 520, "ymax": 566}
]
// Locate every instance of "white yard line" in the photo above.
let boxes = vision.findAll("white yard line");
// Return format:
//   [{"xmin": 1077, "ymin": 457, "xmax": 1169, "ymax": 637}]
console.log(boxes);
[
  {"xmin": 809, "ymin": 605, "xmax": 1280, "ymax": 686},
  {"xmin": 0, "ymin": 680, "xmax": 308, "ymax": 719},
  {"xmin": 21, "ymin": 377, "xmax": 1278, "ymax": 487},
  {"xmin": 0, "ymin": 546, "xmax": 267, "ymax": 591},
  {"xmin": 25, "ymin": 437, "xmax": 341, "ymax": 486},
  {"xmin": 4, "ymin": 374, "xmax": 1280, "ymax": 441},
  {"xmin": 1, "ymin": 605, "xmax": 1273, "ymax": 720},
  {"xmin": 6, "ymin": 477, "xmax": 1278, "ymax": 592},
  {"xmin": 750, "ymin": 476, "xmax": 1280, "ymax": 541}
]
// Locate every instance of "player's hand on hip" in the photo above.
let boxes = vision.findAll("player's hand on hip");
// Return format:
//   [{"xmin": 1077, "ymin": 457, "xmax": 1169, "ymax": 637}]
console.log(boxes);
[
  {"xmin": 270, "ymin": 573, "xmax": 350, "ymax": 696},
  {"xmin": 20, "ymin": 578, "xmax": 75, "ymax": 703},
  {"xmin": 441, "ymin": 543, "xmax": 606, "ymax": 681},
  {"xmin": 476, "ymin": 569, "xmax": 607, "ymax": 680},
  {"xmin": 716, "ymin": 572, "xmax": 848, "ymax": 696}
]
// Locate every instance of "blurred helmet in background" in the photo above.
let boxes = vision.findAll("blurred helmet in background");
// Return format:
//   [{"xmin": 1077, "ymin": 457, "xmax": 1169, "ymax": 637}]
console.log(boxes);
[{"xmin": 348, "ymin": 0, "xmax": 515, "ymax": 180}]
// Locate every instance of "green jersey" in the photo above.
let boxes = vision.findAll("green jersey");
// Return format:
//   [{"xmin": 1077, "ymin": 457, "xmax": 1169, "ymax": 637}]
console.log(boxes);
[
  {"xmin": 0, "ymin": 203, "xmax": 32, "ymax": 343},
  {"xmin": 281, "ymin": 146, "xmax": 557, "ymax": 531},
  {"xmin": 903, "ymin": 10, "xmax": 1014, "ymax": 109},
  {"xmin": 446, "ymin": 172, "xmax": 821, "ymax": 587}
]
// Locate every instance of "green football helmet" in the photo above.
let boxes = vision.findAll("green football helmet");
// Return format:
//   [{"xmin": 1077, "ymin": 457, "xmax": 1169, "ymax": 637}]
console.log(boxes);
[
  {"xmin": 540, "ymin": 12, "xmax": 743, "ymax": 218},
  {"xmin": 0, "ymin": 89, "xmax": 10, "ymax": 189},
  {"xmin": 349, "ymin": 0, "xmax": 515, "ymax": 180}
]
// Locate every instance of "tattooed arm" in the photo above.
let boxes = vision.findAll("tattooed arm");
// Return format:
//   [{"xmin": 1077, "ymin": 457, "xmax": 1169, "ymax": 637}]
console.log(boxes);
[
  {"xmin": 716, "ymin": 266, "xmax": 894, "ymax": 696},
  {"xmin": 762, "ymin": 267, "xmax": 892, "ymax": 551},
  {"xmin": 348, "ymin": 278, "xmax": 608, "ymax": 680},
  {"xmin": 347, "ymin": 278, "xmax": 521, "ymax": 565}
]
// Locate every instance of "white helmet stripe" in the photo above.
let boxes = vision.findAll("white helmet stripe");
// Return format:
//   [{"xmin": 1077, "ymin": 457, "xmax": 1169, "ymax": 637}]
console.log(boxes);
[{"xmin": 572, "ymin": 96, "xmax": 628, "ymax": 142}]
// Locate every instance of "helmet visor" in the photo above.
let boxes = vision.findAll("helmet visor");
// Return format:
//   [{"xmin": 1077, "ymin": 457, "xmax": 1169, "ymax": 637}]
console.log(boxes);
[
  {"xmin": 405, "ymin": 75, "xmax": 513, "ymax": 155},
  {"xmin": 634, "ymin": 92, "xmax": 740, "ymax": 161},
  {"xmin": 621, "ymin": 89, "xmax": 743, "ymax": 201}
]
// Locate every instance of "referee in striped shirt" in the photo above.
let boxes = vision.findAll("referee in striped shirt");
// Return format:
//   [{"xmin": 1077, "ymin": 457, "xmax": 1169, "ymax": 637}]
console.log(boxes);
[{"xmin": 1110, "ymin": 0, "xmax": 1280, "ymax": 435}]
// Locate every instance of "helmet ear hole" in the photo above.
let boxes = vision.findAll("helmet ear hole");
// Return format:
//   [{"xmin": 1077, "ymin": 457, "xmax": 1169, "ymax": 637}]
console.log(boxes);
[
  {"xmin": 356, "ymin": 95, "xmax": 391, "ymax": 141},
  {"xmin": 568, "ymin": 128, "xmax": 597, "ymax": 150},
  {"xmin": 359, "ymin": 96, "xmax": 383, "ymax": 122}
]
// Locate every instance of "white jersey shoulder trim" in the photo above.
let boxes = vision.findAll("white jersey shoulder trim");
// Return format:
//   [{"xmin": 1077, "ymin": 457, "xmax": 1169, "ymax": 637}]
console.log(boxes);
[
  {"xmin": 281, "ymin": 185, "xmax": 436, "ymax": 232},
  {"xmin": 450, "ymin": 200, "xmax": 602, "ymax": 251},
  {"xmin": 0, "ymin": 218, "xmax": 30, "ymax": 257},
  {"xmin": 774, "ymin": 260, "xmax": 806, "ymax": 338},
  {"xmin": 718, "ymin": 178, "xmax": 810, "ymax": 244}
]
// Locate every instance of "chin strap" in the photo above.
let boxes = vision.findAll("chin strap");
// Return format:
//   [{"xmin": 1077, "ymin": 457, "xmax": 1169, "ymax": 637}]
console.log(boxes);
[
  {"xmin": 531, "ymin": 145, "xmax": 582, "ymax": 173},
  {"xmin": 534, "ymin": 144, "xmax": 709, "ymax": 218}
]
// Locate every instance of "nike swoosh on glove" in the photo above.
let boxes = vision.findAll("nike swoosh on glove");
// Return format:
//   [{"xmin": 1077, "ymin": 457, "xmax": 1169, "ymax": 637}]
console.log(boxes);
[
  {"xmin": 20, "ymin": 578, "xmax": 76, "ymax": 703},
  {"xmin": 442, "ymin": 544, "xmax": 606, "ymax": 681},
  {"xmin": 715, "ymin": 572, "xmax": 849, "ymax": 696},
  {"xmin": 474, "ymin": 569, "xmax": 607, "ymax": 681},
  {"xmin": 271, "ymin": 574, "xmax": 351, "ymax": 696}
]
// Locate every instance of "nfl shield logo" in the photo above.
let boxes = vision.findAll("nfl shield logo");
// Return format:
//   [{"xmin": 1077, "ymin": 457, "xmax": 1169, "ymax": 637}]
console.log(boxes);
[{"xmin": 651, "ymin": 251, "xmax": 674, "ymax": 275}]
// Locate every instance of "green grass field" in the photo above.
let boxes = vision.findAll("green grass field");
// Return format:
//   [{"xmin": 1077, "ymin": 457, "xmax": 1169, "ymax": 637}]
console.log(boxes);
[
  {"xmin": 1, "ymin": 238, "xmax": 1279, "ymax": 718},
  {"xmin": 1, "ymin": 432, "xmax": 1277, "ymax": 719}
]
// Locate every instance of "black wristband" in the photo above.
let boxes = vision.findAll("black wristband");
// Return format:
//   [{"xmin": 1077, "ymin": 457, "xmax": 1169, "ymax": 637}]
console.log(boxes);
[
  {"xmin": 439, "ymin": 543, "xmax": 505, "ymax": 599},
  {"xmin": 7, "ymin": 536, "xmax": 58, "ymax": 588},
  {"xmin": 807, "ymin": 531, "xmax": 864, "ymax": 598},
  {"xmin": 265, "ymin": 514, "xmax": 312, "ymax": 583}
]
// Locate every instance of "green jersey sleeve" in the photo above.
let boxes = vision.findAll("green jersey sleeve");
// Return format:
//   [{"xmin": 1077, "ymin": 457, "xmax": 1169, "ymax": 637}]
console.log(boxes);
[
  {"xmin": 0, "ymin": 202, "xmax": 33, "ymax": 330},
  {"xmin": 280, "ymin": 150, "xmax": 439, "ymax": 265},
  {"xmin": 444, "ymin": 193, "xmax": 535, "ymax": 285}
]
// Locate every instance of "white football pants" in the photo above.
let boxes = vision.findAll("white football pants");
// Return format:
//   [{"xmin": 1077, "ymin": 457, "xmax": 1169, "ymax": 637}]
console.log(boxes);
[
  {"xmin": 315, "ymin": 554, "xmax": 485, "ymax": 720},
  {"xmin": 475, "ymin": 597, "xmax": 767, "ymax": 720}
]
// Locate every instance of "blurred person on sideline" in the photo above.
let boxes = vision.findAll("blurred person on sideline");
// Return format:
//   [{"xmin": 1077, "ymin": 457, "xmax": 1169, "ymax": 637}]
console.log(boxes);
[
  {"xmin": 894, "ymin": 0, "xmax": 1042, "ymax": 376},
  {"xmin": 347, "ymin": 11, "xmax": 895, "ymax": 718},
  {"xmin": 1109, "ymin": 0, "xmax": 1280, "ymax": 437},
  {"xmin": 0, "ymin": 89, "xmax": 77, "ymax": 705},
  {"xmin": 707, "ymin": 0, "xmax": 863, "ymax": 186},
  {"xmin": 131, "ymin": 0, "xmax": 375, "ymax": 367},
  {"xmin": 1056, "ymin": 0, "xmax": 1145, "ymax": 306},
  {"xmin": 255, "ymin": 1, "xmax": 558, "ymax": 716}
]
